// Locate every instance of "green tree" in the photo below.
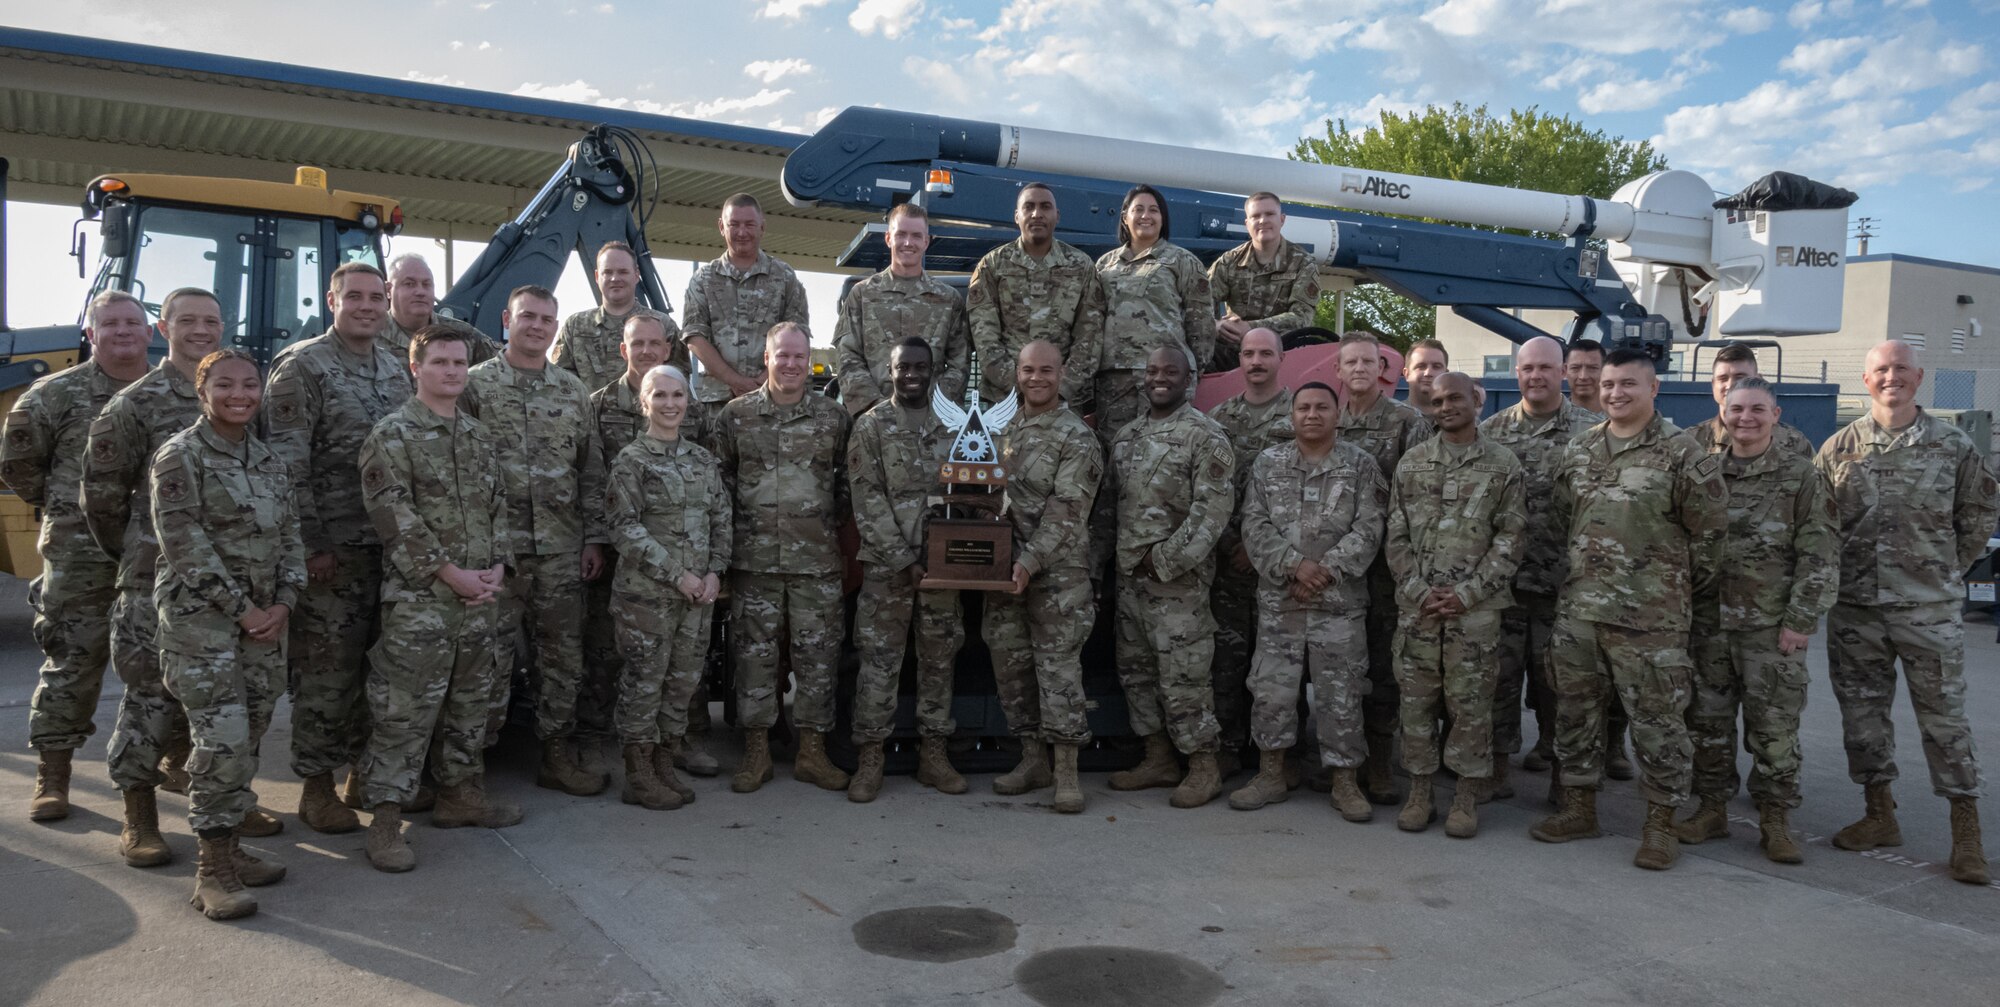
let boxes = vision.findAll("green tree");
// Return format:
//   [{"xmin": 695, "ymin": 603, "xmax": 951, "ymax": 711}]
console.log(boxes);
[{"xmin": 1293, "ymin": 103, "xmax": 1667, "ymax": 344}]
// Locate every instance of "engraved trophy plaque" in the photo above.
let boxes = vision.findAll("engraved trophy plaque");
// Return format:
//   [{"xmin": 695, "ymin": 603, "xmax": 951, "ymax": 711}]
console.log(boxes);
[{"xmin": 920, "ymin": 385, "xmax": 1019, "ymax": 591}]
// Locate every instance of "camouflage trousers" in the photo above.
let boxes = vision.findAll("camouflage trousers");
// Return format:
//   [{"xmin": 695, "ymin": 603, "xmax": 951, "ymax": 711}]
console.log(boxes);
[
  {"xmin": 1248, "ymin": 604, "xmax": 1368, "ymax": 766},
  {"xmin": 852, "ymin": 564, "xmax": 963, "ymax": 744},
  {"xmin": 163, "ymin": 637, "xmax": 284, "ymax": 834},
  {"xmin": 1688, "ymin": 623, "xmax": 1808, "ymax": 808},
  {"xmin": 1495, "ymin": 591, "xmax": 1558, "ymax": 757},
  {"xmin": 499, "ymin": 551, "xmax": 586, "ymax": 742},
  {"xmin": 1115, "ymin": 571, "xmax": 1220, "ymax": 755},
  {"xmin": 359, "ymin": 599, "xmax": 502, "ymax": 808},
  {"xmin": 576, "ymin": 559, "xmax": 624, "ymax": 742},
  {"xmin": 1548, "ymin": 615, "xmax": 1694, "ymax": 806},
  {"xmin": 1827, "ymin": 601, "xmax": 1980, "ymax": 798},
  {"xmin": 1208, "ymin": 563, "xmax": 1259, "ymax": 750},
  {"xmin": 1393, "ymin": 609, "xmax": 1501, "ymax": 780},
  {"xmin": 287, "ymin": 545, "xmax": 382, "ymax": 778},
  {"xmin": 610, "ymin": 586, "xmax": 713, "ymax": 745},
  {"xmin": 983, "ymin": 566, "xmax": 1095, "ymax": 746},
  {"xmin": 104, "ymin": 588, "xmax": 191, "ymax": 792},
  {"xmin": 25, "ymin": 556, "xmax": 116, "ymax": 751},
  {"xmin": 1086, "ymin": 372, "xmax": 1147, "ymax": 579},
  {"xmin": 1363, "ymin": 566, "xmax": 1400, "ymax": 744},
  {"xmin": 730, "ymin": 571, "xmax": 842, "ymax": 733}
]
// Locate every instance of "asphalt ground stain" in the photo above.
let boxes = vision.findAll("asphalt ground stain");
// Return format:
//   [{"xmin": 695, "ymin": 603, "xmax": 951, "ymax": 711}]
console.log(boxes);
[
  {"xmin": 1015, "ymin": 945, "xmax": 1226, "ymax": 1007},
  {"xmin": 850, "ymin": 905, "xmax": 1018, "ymax": 963}
]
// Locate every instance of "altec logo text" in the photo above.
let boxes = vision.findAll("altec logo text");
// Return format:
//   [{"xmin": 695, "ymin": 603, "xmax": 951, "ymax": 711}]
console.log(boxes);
[
  {"xmin": 1776, "ymin": 246, "xmax": 1840, "ymax": 267},
  {"xmin": 1341, "ymin": 173, "xmax": 1413, "ymax": 200}
]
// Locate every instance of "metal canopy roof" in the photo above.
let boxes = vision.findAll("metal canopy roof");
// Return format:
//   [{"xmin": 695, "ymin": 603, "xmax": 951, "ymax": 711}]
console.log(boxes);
[{"xmin": 0, "ymin": 27, "xmax": 876, "ymax": 270}]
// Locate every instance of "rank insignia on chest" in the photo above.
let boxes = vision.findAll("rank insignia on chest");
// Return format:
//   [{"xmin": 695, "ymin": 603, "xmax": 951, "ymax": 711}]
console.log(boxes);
[{"xmin": 1304, "ymin": 485, "xmax": 1321, "ymax": 503}]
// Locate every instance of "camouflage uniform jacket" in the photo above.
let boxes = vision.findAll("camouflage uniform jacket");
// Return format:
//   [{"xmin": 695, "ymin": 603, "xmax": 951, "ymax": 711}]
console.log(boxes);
[
  {"xmin": 1240, "ymin": 439, "xmax": 1386, "ymax": 613},
  {"xmin": 1480, "ymin": 399, "xmax": 1601, "ymax": 597},
  {"xmin": 682, "ymin": 252, "xmax": 810, "ymax": 404},
  {"xmin": 847, "ymin": 400, "xmax": 951, "ymax": 571},
  {"xmin": 1814, "ymin": 408, "xmax": 2000, "ymax": 607},
  {"xmin": 1552, "ymin": 412, "xmax": 1729, "ymax": 633},
  {"xmin": 1696, "ymin": 446, "xmax": 1839, "ymax": 634},
  {"xmin": 1095, "ymin": 241, "xmax": 1214, "ymax": 375},
  {"xmin": 711, "ymin": 387, "xmax": 849, "ymax": 576},
  {"xmin": 1205, "ymin": 238, "xmax": 1320, "ymax": 370},
  {"xmin": 606, "ymin": 434, "xmax": 731, "ymax": 594},
  {"xmin": 380, "ymin": 313, "xmax": 496, "ymax": 368},
  {"xmin": 81, "ymin": 360, "xmax": 200, "ymax": 590},
  {"xmin": 996, "ymin": 406, "xmax": 1102, "ymax": 577},
  {"xmin": 358, "ymin": 400, "xmax": 510, "ymax": 605},
  {"xmin": 1209, "ymin": 388, "xmax": 1294, "ymax": 540},
  {"xmin": 150, "ymin": 419, "xmax": 305, "ymax": 653},
  {"xmin": 2, "ymin": 360, "xmax": 134, "ymax": 563},
  {"xmin": 262, "ymin": 330, "xmax": 414, "ymax": 552},
  {"xmin": 967, "ymin": 237, "xmax": 1106, "ymax": 406},
  {"xmin": 551, "ymin": 305, "xmax": 684, "ymax": 402},
  {"xmin": 1109, "ymin": 403, "xmax": 1236, "ymax": 583},
  {"xmin": 1338, "ymin": 393, "xmax": 1430, "ymax": 484},
  {"xmin": 1689, "ymin": 416, "xmax": 1816, "ymax": 460},
  {"xmin": 591, "ymin": 376, "xmax": 709, "ymax": 464},
  {"xmin": 1385, "ymin": 434, "xmax": 1527, "ymax": 615},
  {"xmin": 832, "ymin": 270, "xmax": 971, "ymax": 413},
  {"xmin": 464, "ymin": 355, "xmax": 606, "ymax": 557}
]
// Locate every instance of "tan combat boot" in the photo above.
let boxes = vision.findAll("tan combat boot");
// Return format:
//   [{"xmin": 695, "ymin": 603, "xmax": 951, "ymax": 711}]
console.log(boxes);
[
  {"xmin": 915, "ymin": 737, "xmax": 968, "ymax": 795},
  {"xmin": 1675, "ymin": 796, "xmax": 1731, "ymax": 844},
  {"xmin": 793, "ymin": 730, "xmax": 850, "ymax": 790},
  {"xmin": 405, "ymin": 782, "xmax": 436, "ymax": 814},
  {"xmin": 119, "ymin": 787, "xmax": 172, "ymax": 867},
  {"xmin": 1397, "ymin": 774, "xmax": 1436, "ymax": 832},
  {"xmin": 1530, "ymin": 786, "xmax": 1602, "ymax": 843},
  {"xmin": 1108, "ymin": 733, "xmax": 1181, "ymax": 791},
  {"xmin": 676, "ymin": 729, "xmax": 722, "ymax": 778},
  {"xmin": 298, "ymin": 772, "xmax": 360, "ymax": 833},
  {"xmin": 231, "ymin": 833, "xmax": 287, "ymax": 886},
  {"xmin": 189, "ymin": 831, "xmax": 257, "ymax": 920},
  {"xmin": 1051, "ymin": 744, "xmax": 1085, "ymax": 814},
  {"xmin": 1832, "ymin": 782, "xmax": 1902, "ymax": 851},
  {"xmin": 1758, "ymin": 803, "xmax": 1803, "ymax": 864},
  {"xmin": 237, "ymin": 806, "xmax": 285, "ymax": 837},
  {"xmin": 432, "ymin": 774, "xmax": 524, "ymax": 829},
  {"xmin": 1445, "ymin": 784, "xmax": 1480, "ymax": 839},
  {"xmin": 847, "ymin": 741, "xmax": 886, "ymax": 804},
  {"xmin": 652, "ymin": 740, "xmax": 696, "ymax": 803},
  {"xmin": 1522, "ymin": 742, "xmax": 1552, "ymax": 773},
  {"xmin": 621, "ymin": 743, "xmax": 681, "ymax": 810},
  {"xmin": 1328, "ymin": 767, "xmax": 1373, "ymax": 823},
  {"xmin": 29, "ymin": 748, "xmax": 72, "ymax": 821},
  {"xmin": 158, "ymin": 733, "xmax": 192, "ymax": 795},
  {"xmin": 732, "ymin": 728, "xmax": 774, "ymax": 794},
  {"xmin": 1228, "ymin": 749, "xmax": 1291, "ymax": 811},
  {"xmin": 1363, "ymin": 735, "xmax": 1399, "ymax": 805},
  {"xmin": 993, "ymin": 740, "xmax": 1053, "ymax": 796},
  {"xmin": 1483, "ymin": 758, "xmax": 1513, "ymax": 802},
  {"xmin": 365, "ymin": 803, "xmax": 416, "ymax": 873},
  {"xmin": 1634, "ymin": 802, "xmax": 1681, "ymax": 870},
  {"xmin": 1949, "ymin": 796, "xmax": 1990, "ymax": 885},
  {"xmin": 537, "ymin": 737, "xmax": 609, "ymax": 796},
  {"xmin": 1169, "ymin": 752, "xmax": 1222, "ymax": 809}
]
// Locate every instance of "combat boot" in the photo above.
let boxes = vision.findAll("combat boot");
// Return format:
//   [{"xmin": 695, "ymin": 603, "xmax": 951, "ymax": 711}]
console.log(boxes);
[
  {"xmin": 404, "ymin": 782, "xmax": 436, "ymax": 814},
  {"xmin": 1483, "ymin": 759, "xmax": 1513, "ymax": 802},
  {"xmin": 537, "ymin": 737, "xmax": 609, "ymax": 796},
  {"xmin": 1445, "ymin": 784, "xmax": 1480, "ymax": 839},
  {"xmin": 1328, "ymin": 767, "xmax": 1373, "ymax": 823},
  {"xmin": 189, "ymin": 830, "xmax": 256, "ymax": 920},
  {"xmin": 1758, "ymin": 803, "xmax": 1803, "ymax": 864},
  {"xmin": 231, "ymin": 833, "xmax": 286, "ymax": 886},
  {"xmin": 119, "ymin": 787, "xmax": 172, "ymax": 867},
  {"xmin": 732, "ymin": 728, "xmax": 774, "ymax": 794},
  {"xmin": 29, "ymin": 748, "xmax": 72, "ymax": 821},
  {"xmin": 1216, "ymin": 746, "xmax": 1243, "ymax": 781},
  {"xmin": 1522, "ymin": 742, "xmax": 1552, "ymax": 773},
  {"xmin": 652, "ymin": 741, "xmax": 695, "ymax": 803},
  {"xmin": 1633, "ymin": 802, "xmax": 1680, "ymax": 870},
  {"xmin": 340, "ymin": 767, "xmax": 366, "ymax": 809},
  {"xmin": 1605, "ymin": 731, "xmax": 1635, "ymax": 781},
  {"xmin": 675, "ymin": 734, "xmax": 722, "ymax": 778},
  {"xmin": 1831, "ymin": 782, "xmax": 1903, "ymax": 851},
  {"xmin": 793, "ymin": 730, "xmax": 850, "ymax": 790},
  {"xmin": 1363, "ymin": 735, "xmax": 1399, "ymax": 805},
  {"xmin": 298, "ymin": 772, "xmax": 360, "ymax": 833},
  {"xmin": 915, "ymin": 737, "xmax": 968, "ymax": 795},
  {"xmin": 1051, "ymin": 744, "xmax": 1085, "ymax": 814},
  {"xmin": 1530, "ymin": 787, "xmax": 1602, "ymax": 843},
  {"xmin": 994, "ymin": 740, "xmax": 1053, "ymax": 795},
  {"xmin": 431, "ymin": 774, "xmax": 524, "ymax": 829},
  {"xmin": 1108, "ymin": 733, "xmax": 1181, "ymax": 791},
  {"xmin": 1397, "ymin": 774, "xmax": 1436, "ymax": 832},
  {"xmin": 158, "ymin": 734, "xmax": 192, "ymax": 795},
  {"xmin": 1949, "ymin": 796, "xmax": 1989, "ymax": 885},
  {"xmin": 575, "ymin": 734, "xmax": 611, "ymax": 781},
  {"xmin": 1228, "ymin": 749, "xmax": 1291, "ymax": 811},
  {"xmin": 1169, "ymin": 752, "xmax": 1223, "ymax": 809},
  {"xmin": 365, "ymin": 803, "xmax": 416, "ymax": 873},
  {"xmin": 1675, "ymin": 796, "xmax": 1731, "ymax": 844},
  {"xmin": 621, "ymin": 744, "xmax": 681, "ymax": 811},
  {"xmin": 237, "ymin": 805, "xmax": 284, "ymax": 837},
  {"xmin": 847, "ymin": 742, "xmax": 886, "ymax": 804}
]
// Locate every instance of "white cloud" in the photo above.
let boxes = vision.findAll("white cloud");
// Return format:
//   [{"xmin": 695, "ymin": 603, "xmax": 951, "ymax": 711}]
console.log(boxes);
[
  {"xmin": 594, "ymin": 2, "xmax": 614, "ymax": 11},
  {"xmin": 404, "ymin": 70, "xmax": 467, "ymax": 87},
  {"xmin": 850, "ymin": 0, "xmax": 924, "ymax": 38},
  {"xmin": 449, "ymin": 39, "xmax": 464, "ymax": 50},
  {"xmin": 743, "ymin": 58, "xmax": 812, "ymax": 83},
  {"xmin": 1787, "ymin": 0, "xmax": 1856, "ymax": 28},
  {"xmin": 1577, "ymin": 72, "xmax": 1690, "ymax": 114},
  {"xmin": 1779, "ymin": 35, "xmax": 1865, "ymax": 75},
  {"xmin": 1719, "ymin": 6, "xmax": 1774, "ymax": 32},
  {"xmin": 510, "ymin": 79, "xmax": 794, "ymax": 123},
  {"xmin": 758, "ymin": 0, "xmax": 832, "ymax": 17},
  {"xmin": 477, "ymin": 40, "xmax": 492, "ymax": 50}
]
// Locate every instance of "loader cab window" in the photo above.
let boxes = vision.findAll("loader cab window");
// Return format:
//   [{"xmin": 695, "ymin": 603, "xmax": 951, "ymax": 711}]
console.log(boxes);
[
  {"xmin": 103, "ymin": 205, "xmax": 255, "ymax": 352},
  {"xmin": 271, "ymin": 217, "xmax": 324, "ymax": 356}
]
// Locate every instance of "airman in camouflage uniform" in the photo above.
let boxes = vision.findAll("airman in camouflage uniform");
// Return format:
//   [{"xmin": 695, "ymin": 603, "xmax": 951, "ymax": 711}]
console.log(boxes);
[
  {"xmin": 381, "ymin": 254, "xmax": 497, "ymax": 366},
  {"xmin": 1692, "ymin": 342, "xmax": 1815, "ymax": 460},
  {"xmin": 683, "ymin": 195, "xmax": 811, "ymax": 405},
  {"xmin": 844, "ymin": 339, "xmax": 966, "ymax": 802},
  {"xmin": 832, "ymin": 203, "xmax": 971, "ymax": 418},
  {"xmin": 1206, "ymin": 192, "xmax": 1320, "ymax": 372},
  {"xmin": 550, "ymin": 241, "xmax": 685, "ymax": 396},
  {"xmin": 263, "ymin": 263, "xmax": 412, "ymax": 831},
  {"xmin": 982, "ymin": 340, "xmax": 1103, "ymax": 814},
  {"xmin": 711, "ymin": 322, "xmax": 851, "ymax": 794},
  {"xmin": 1386, "ymin": 372, "xmax": 1526, "ymax": 838},
  {"xmin": 5, "ymin": 290, "xmax": 151, "ymax": 821},
  {"xmin": 1674, "ymin": 378, "xmax": 1837, "ymax": 863},
  {"xmin": 967, "ymin": 184, "xmax": 1106, "ymax": 407},
  {"xmin": 1093, "ymin": 186, "xmax": 1214, "ymax": 437},
  {"xmin": 1534, "ymin": 349, "xmax": 1729, "ymax": 871},
  {"xmin": 1815, "ymin": 339, "xmax": 2000, "ymax": 884}
]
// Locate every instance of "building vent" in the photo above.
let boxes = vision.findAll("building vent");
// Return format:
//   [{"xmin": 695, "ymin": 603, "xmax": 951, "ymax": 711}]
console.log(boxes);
[
  {"xmin": 1904, "ymin": 332, "xmax": 1927, "ymax": 351},
  {"xmin": 1952, "ymin": 329, "xmax": 1967, "ymax": 353}
]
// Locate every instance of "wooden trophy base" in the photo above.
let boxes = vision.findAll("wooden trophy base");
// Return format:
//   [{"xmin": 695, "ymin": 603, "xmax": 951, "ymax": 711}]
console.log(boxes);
[{"xmin": 919, "ymin": 517, "xmax": 1015, "ymax": 591}]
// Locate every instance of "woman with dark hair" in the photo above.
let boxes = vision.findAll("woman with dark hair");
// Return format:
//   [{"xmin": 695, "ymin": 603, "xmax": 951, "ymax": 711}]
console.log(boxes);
[{"xmin": 1093, "ymin": 184, "xmax": 1215, "ymax": 438}]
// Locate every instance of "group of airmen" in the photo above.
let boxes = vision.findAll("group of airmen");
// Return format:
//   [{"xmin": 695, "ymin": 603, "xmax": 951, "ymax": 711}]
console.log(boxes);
[{"xmin": 6, "ymin": 185, "xmax": 1997, "ymax": 924}]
